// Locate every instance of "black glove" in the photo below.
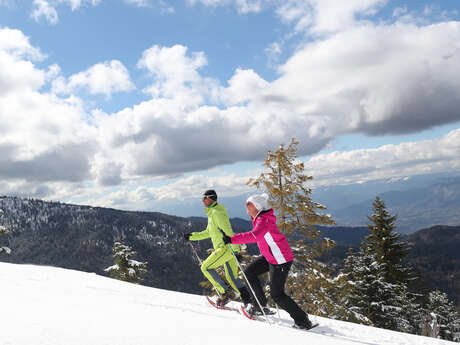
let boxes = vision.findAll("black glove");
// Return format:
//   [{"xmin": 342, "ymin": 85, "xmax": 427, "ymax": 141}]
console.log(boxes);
[
  {"xmin": 220, "ymin": 230, "xmax": 232, "ymax": 245},
  {"xmin": 183, "ymin": 233, "xmax": 192, "ymax": 241}
]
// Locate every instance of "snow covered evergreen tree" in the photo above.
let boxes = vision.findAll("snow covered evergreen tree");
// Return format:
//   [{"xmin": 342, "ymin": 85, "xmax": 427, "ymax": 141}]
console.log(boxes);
[
  {"xmin": 105, "ymin": 240, "xmax": 147, "ymax": 284},
  {"xmin": 336, "ymin": 197, "xmax": 419, "ymax": 333},
  {"xmin": 333, "ymin": 247, "xmax": 371, "ymax": 324},
  {"xmin": 348, "ymin": 252, "xmax": 410, "ymax": 331},
  {"xmin": 247, "ymin": 138, "xmax": 337, "ymax": 315},
  {"xmin": 0, "ymin": 209, "xmax": 11, "ymax": 255},
  {"xmin": 363, "ymin": 197, "xmax": 412, "ymax": 285},
  {"xmin": 421, "ymin": 290, "xmax": 460, "ymax": 342}
]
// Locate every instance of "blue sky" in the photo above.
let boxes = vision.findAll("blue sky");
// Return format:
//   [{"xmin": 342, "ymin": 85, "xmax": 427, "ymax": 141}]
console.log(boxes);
[{"xmin": 1, "ymin": 0, "xmax": 460, "ymax": 216}]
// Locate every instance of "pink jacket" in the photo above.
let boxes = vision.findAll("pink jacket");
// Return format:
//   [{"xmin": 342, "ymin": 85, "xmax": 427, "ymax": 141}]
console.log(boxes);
[{"xmin": 231, "ymin": 209, "xmax": 294, "ymax": 265}]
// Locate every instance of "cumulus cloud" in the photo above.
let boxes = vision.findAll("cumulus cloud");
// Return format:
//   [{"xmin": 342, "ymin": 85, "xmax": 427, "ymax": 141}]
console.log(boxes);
[
  {"xmin": 52, "ymin": 60, "xmax": 135, "ymax": 98},
  {"xmin": 90, "ymin": 19, "xmax": 460, "ymax": 182},
  {"xmin": 267, "ymin": 21, "xmax": 460, "ymax": 137},
  {"xmin": 75, "ymin": 127, "xmax": 460, "ymax": 211},
  {"xmin": 2, "ymin": 4, "xmax": 460, "ymax": 209},
  {"xmin": 81, "ymin": 173, "xmax": 251, "ymax": 210},
  {"xmin": 305, "ymin": 128, "xmax": 460, "ymax": 186},
  {"xmin": 0, "ymin": 27, "xmax": 44, "ymax": 61},
  {"xmin": 92, "ymin": 42, "xmax": 332, "ymax": 180},
  {"xmin": 0, "ymin": 27, "xmax": 97, "ymax": 185},
  {"xmin": 276, "ymin": 0, "xmax": 387, "ymax": 34},
  {"xmin": 137, "ymin": 44, "xmax": 209, "ymax": 99}
]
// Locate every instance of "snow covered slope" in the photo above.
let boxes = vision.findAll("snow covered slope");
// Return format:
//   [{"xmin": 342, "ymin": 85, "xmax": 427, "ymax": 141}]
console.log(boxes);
[{"xmin": 0, "ymin": 262, "xmax": 454, "ymax": 345}]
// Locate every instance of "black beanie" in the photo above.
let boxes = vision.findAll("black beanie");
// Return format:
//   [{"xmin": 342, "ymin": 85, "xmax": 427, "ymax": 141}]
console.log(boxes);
[{"xmin": 203, "ymin": 189, "xmax": 217, "ymax": 201}]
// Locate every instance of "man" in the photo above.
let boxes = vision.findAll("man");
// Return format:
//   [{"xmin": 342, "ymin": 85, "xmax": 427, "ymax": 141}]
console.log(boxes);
[{"xmin": 183, "ymin": 190, "xmax": 247, "ymax": 306}]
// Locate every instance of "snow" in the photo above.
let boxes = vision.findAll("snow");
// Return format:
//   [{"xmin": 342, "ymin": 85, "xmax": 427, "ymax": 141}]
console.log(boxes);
[{"xmin": 0, "ymin": 262, "xmax": 454, "ymax": 345}]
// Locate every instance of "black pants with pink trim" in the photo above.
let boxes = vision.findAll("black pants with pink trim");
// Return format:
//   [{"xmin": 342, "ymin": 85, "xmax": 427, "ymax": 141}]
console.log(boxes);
[{"xmin": 241, "ymin": 255, "xmax": 308, "ymax": 325}]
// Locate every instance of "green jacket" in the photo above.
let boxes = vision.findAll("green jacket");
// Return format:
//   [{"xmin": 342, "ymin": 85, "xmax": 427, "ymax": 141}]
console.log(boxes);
[{"xmin": 190, "ymin": 202, "xmax": 240, "ymax": 252}]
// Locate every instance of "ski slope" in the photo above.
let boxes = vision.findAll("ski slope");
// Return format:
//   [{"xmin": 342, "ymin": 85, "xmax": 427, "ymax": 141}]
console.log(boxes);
[{"xmin": 0, "ymin": 262, "xmax": 454, "ymax": 345}]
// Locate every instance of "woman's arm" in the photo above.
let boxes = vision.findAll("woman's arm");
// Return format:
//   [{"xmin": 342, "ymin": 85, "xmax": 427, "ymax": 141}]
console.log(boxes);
[{"xmin": 231, "ymin": 218, "xmax": 267, "ymax": 244}]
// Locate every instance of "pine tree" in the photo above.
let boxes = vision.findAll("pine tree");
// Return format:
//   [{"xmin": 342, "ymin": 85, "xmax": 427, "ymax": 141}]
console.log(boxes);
[
  {"xmin": 349, "ymin": 252, "xmax": 409, "ymax": 331},
  {"xmin": 105, "ymin": 240, "xmax": 147, "ymax": 284},
  {"xmin": 363, "ymin": 197, "xmax": 411, "ymax": 285},
  {"xmin": 0, "ymin": 209, "xmax": 11, "ymax": 255},
  {"xmin": 333, "ymin": 247, "xmax": 371, "ymax": 324},
  {"xmin": 336, "ymin": 198, "xmax": 419, "ymax": 332},
  {"xmin": 422, "ymin": 290, "xmax": 460, "ymax": 341},
  {"xmin": 247, "ymin": 138, "xmax": 336, "ymax": 315}
]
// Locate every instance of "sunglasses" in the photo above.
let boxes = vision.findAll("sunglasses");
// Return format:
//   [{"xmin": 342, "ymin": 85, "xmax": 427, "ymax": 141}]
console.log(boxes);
[{"xmin": 203, "ymin": 195, "xmax": 216, "ymax": 200}]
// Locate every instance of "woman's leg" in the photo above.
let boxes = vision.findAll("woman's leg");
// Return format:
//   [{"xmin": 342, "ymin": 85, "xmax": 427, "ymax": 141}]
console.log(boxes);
[
  {"xmin": 244, "ymin": 256, "xmax": 270, "ymax": 307},
  {"xmin": 269, "ymin": 261, "xmax": 309, "ymax": 325}
]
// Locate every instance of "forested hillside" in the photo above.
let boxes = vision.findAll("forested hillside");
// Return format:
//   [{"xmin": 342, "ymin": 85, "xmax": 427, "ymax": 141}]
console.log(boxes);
[
  {"xmin": 0, "ymin": 196, "xmax": 210, "ymax": 294},
  {"xmin": 405, "ymin": 225, "xmax": 460, "ymax": 308}
]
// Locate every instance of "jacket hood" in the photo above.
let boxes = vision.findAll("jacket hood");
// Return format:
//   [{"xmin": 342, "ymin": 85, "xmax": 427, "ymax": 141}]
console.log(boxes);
[{"xmin": 254, "ymin": 208, "xmax": 276, "ymax": 223}]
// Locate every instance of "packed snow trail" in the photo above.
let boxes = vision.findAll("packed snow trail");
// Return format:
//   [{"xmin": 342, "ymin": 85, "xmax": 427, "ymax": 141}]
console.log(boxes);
[{"xmin": 0, "ymin": 263, "xmax": 454, "ymax": 345}]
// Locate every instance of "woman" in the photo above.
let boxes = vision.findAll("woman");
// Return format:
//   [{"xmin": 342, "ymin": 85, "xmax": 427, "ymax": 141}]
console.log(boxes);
[{"xmin": 222, "ymin": 193, "xmax": 313, "ymax": 329}]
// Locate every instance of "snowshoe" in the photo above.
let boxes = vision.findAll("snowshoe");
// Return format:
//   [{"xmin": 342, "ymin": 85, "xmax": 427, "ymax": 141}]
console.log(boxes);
[{"xmin": 216, "ymin": 289, "xmax": 235, "ymax": 307}]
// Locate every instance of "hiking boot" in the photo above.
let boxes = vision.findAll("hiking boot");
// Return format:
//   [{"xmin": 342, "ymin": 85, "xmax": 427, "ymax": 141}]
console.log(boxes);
[
  {"xmin": 293, "ymin": 318, "xmax": 313, "ymax": 330},
  {"xmin": 216, "ymin": 289, "xmax": 235, "ymax": 306},
  {"xmin": 246, "ymin": 303, "xmax": 262, "ymax": 316}
]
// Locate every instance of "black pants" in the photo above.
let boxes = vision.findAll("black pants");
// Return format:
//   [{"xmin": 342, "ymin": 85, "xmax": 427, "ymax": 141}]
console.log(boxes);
[{"xmin": 242, "ymin": 256, "xmax": 307, "ymax": 325}]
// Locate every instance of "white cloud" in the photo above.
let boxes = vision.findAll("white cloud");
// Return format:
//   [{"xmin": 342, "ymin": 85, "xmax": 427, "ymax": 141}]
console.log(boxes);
[
  {"xmin": 90, "ymin": 18, "xmax": 460, "ymax": 183},
  {"xmin": 59, "ymin": 0, "xmax": 102, "ymax": 11},
  {"xmin": 265, "ymin": 41, "xmax": 283, "ymax": 67},
  {"xmin": 0, "ymin": 28, "xmax": 46, "ymax": 95},
  {"xmin": 80, "ymin": 173, "xmax": 251, "ymax": 210},
  {"xmin": 31, "ymin": 0, "xmax": 59, "ymax": 25},
  {"xmin": 270, "ymin": 21, "xmax": 460, "ymax": 136},
  {"xmin": 305, "ymin": 128, "xmax": 460, "ymax": 186},
  {"xmin": 0, "ymin": 27, "xmax": 44, "ymax": 60},
  {"xmin": 220, "ymin": 68, "xmax": 269, "ymax": 105},
  {"xmin": 52, "ymin": 60, "xmax": 135, "ymax": 98},
  {"xmin": 66, "ymin": 126, "xmax": 460, "ymax": 210},
  {"xmin": 187, "ymin": 0, "xmax": 263, "ymax": 14},
  {"xmin": 123, "ymin": 0, "xmax": 150, "ymax": 7},
  {"xmin": 235, "ymin": 0, "xmax": 262, "ymax": 14},
  {"xmin": 0, "ymin": 28, "xmax": 96, "ymax": 185},
  {"xmin": 137, "ymin": 44, "xmax": 216, "ymax": 103},
  {"xmin": 276, "ymin": 0, "xmax": 387, "ymax": 34},
  {"xmin": 3, "ymin": 11, "xmax": 460, "ymax": 208},
  {"xmin": 30, "ymin": 0, "xmax": 102, "ymax": 25}
]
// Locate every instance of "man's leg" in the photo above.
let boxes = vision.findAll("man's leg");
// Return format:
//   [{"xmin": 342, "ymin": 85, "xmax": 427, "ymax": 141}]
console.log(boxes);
[
  {"xmin": 223, "ymin": 256, "xmax": 245, "ymax": 293},
  {"xmin": 200, "ymin": 247, "xmax": 231, "ymax": 294}
]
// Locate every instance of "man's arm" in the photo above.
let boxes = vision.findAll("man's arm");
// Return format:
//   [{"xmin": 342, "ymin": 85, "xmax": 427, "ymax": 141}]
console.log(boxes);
[{"xmin": 189, "ymin": 228, "xmax": 210, "ymax": 241}]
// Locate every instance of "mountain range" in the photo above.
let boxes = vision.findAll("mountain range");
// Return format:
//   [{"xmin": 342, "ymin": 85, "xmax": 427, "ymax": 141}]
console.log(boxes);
[
  {"xmin": 0, "ymin": 196, "xmax": 458, "ymax": 309},
  {"xmin": 154, "ymin": 173, "xmax": 460, "ymax": 234}
]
